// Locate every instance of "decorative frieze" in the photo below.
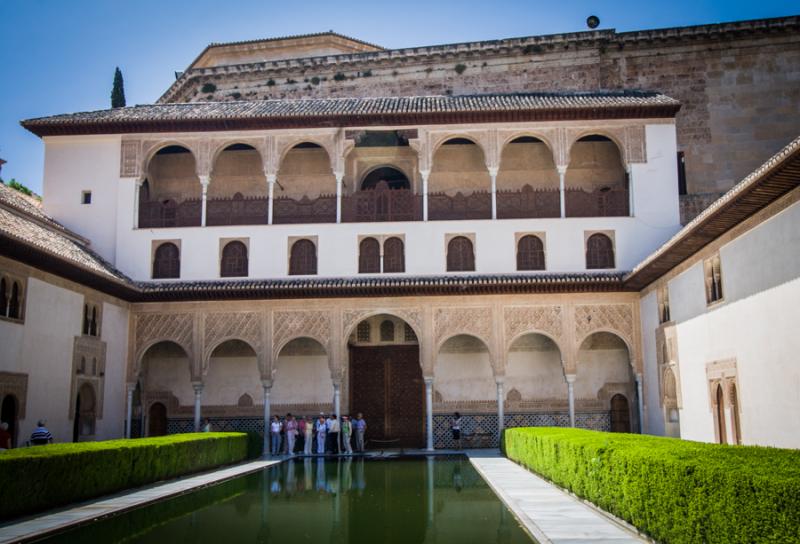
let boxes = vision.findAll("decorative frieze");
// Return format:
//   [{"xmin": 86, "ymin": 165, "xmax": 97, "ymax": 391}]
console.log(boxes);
[
  {"xmin": 434, "ymin": 306, "xmax": 493, "ymax": 350},
  {"xmin": 134, "ymin": 312, "xmax": 195, "ymax": 366},
  {"xmin": 272, "ymin": 310, "xmax": 332, "ymax": 358},
  {"xmin": 504, "ymin": 305, "xmax": 563, "ymax": 349},
  {"xmin": 574, "ymin": 303, "xmax": 634, "ymax": 349}
]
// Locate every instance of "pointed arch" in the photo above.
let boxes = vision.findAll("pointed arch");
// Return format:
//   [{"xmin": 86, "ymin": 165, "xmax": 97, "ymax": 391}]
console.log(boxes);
[
  {"xmin": 383, "ymin": 237, "xmax": 405, "ymax": 273},
  {"xmin": 358, "ymin": 237, "xmax": 380, "ymax": 273},
  {"xmin": 153, "ymin": 242, "xmax": 180, "ymax": 279},
  {"xmin": 446, "ymin": 236, "xmax": 475, "ymax": 272},
  {"xmin": 220, "ymin": 240, "xmax": 249, "ymax": 277},
  {"xmin": 516, "ymin": 234, "xmax": 545, "ymax": 271},
  {"xmin": 289, "ymin": 239, "xmax": 317, "ymax": 275}
]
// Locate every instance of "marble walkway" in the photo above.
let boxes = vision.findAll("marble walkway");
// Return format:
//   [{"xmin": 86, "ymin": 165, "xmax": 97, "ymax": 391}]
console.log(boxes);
[
  {"xmin": 468, "ymin": 452, "xmax": 648, "ymax": 544},
  {"xmin": 0, "ymin": 458, "xmax": 280, "ymax": 544}
]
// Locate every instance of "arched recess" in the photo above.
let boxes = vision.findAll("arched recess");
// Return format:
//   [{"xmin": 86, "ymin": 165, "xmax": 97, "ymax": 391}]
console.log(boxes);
[
  {"xmin": 139, "ymin": 145, "xmax": 202, "ymax": 228},
  {"xmin": 1, "ymin": 394, "xmax": 18, "ymax": 447},
  {"xmin": 347, "ymin": 313, "xmax": 422, "ymax": 447},
  {"xmin": 358, "ymin": 237, "xmax": 380, "ymax": 273},
  {"xmin": 497, "ymin": 136, "xmax": 560, "ymax": 219},
  {"xmin": 153, "ymin": 242, "xmax": 181, "ymax": 279},
  {"xmin": 429, "ymin": 137, "xmax": 491, "ymax": 220},
  {"xmin": 276, "ymin": 142, "xmax": 335, "ymax": 200},
  {"xmin": 138, "ymin": 340, "xmax": 194, "ymax": 411},
  {"xmin": 434, "ymin": 334, "xmax": 495, "ymax": 403},
  {"xmin": 289, "ymin": 239, "xmax": 317, "ymax": 275},
  {"xmin": 517, "ymin": 234, "xmax": 546, "ymax": 271},
  {"xmin": 220, "ymin": 241, "xmax": 249, "ymax": 278},
  {"xmin": 506, "ymin": 332, "xmax": 566, "ymax": 405},
  {"xmin": 360, "ymin": 166, "xmax": 411, "ymax": 191},
  {"xmin": 203, "ymin": 339, "xmax": 261, "ymax": 407},
  {"xmin": 576, "ymin": 331, "xmax": 637, "ymax": 431},
  {"xmin": 272, "ymin": 337, "xmax": 334, "ymax": 411},
  {"xmin": 446, "ymin": 236, "xmax": 475, "ymax": 272},
  {"xmin": 565, "ymin": 134, "xmax": 629, "ymax": 217},
  {"xmin": 207, "ymin": 143, "xmax": 268, "ymax": 226}
]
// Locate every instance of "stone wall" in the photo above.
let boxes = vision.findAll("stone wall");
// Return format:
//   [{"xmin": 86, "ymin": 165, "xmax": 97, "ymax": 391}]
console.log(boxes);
[{"xmin": 164, "ymin": 17, "xmax": 800, "ymax": 196}]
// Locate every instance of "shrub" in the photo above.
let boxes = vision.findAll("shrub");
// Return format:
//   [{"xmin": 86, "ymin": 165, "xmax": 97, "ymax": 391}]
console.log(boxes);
[
  {"xmin": 310, "ymin": 76, "xmax": 320, "ymax": 85},
  {"xmin": 503, "ymin": 428, "xmax": 800, "ymax": 544},
  {"xmin": 266, "ymin": 79, "xmax": 275, "ymax": 86},
  {"xmin": 201, "ymin": 82, "xmax": 217, "ymax": 93},
  {"xmin": 454, "ymin": 63, "xmax": 467, "ymax": 75},
  {"xmin": 333, "ymin": 72, "xmax": 346, "ymax": 81},
  {"xmin": 0, "ymin": 433, "xmax": 248, "ymax": 520}
]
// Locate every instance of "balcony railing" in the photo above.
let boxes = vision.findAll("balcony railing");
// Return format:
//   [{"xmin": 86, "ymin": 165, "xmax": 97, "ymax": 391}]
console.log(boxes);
[
  {"xmin": 496, "ymin": 185, "xmax": 561, "ymax": 219},
  {"xmin": 342, "ymin": 183, "xmax": 422, "ymax": 222},
  {"xmin": 565, "ymin": 186, "xmax": 630, "ymax": 217},
  {"xmin": 428, "ymin": 190, "xmax": 492, "ymax": 221},
  {"xmin": 206, "ymin": 195, "xmax": 268, "ymax": 226},
  {"xmin": 272, "ymin": 194, "xmax": 337, "ymax": 224},
  {"xmin": 139, "ymin": 200, "xmax": 201, "ymax": 228}
]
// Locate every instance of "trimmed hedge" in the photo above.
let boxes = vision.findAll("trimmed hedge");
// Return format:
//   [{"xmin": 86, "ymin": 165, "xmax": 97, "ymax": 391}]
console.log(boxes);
[
  {"xmin": 0, "ymin": 432, "xmax": 248, "ymax": 520},
  {"xmin": 503, "ymin": 428, "xmax": 800, "ymax": 543}
]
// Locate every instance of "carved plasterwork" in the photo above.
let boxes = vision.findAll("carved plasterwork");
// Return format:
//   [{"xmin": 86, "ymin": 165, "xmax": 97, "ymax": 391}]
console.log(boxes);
[
  {"xmin": 272, "ymin": 310, "xmax": 332, "ymax": 358},
  {"xmin": 0, "ymin": 371, "xmax": 28, "ymax": 419},
  {"xmin": 504, "ymin": 305, "xmax": 563, "ymax": 350},
  {"xmin": 70, "ymin": 335, "xmax": 107, "ymax": 420},
  {"xmin": 120, "ymin": 139, "xmax": 141, "ymax": 178},
  {"xmin": 209, "ymin": 137, "xmax": 269, "ymax": 173},
  {"xmin": 434, "ymin": 307, "xmax": 493, "ymax": 351},
  {"xmin": 275, "ymin": 132, "xmax": 337, "ymax": 173},
  {"xmin": 134, "ymin": 312, "xmax": 195, "ymax": 370},
  {"xmin": 574, "ymin": 304, "xmax": 634, "ymax": 350},
  {"xmin": 341, "ymin": 307, "xmax": 423, "ymax": 341},
  {"xmin": 565, "ymin": 125, "xmax": 647, "ymax": 167},
  {"xmin": 497, "ymin": 128, "xmax": 558, "ymax": 167},
  {"xmin": 203, "ymin": 312, "xmax": 264, "ymax": 370},
  {"xmin": 624, "ymin": 125, "xmax": 647, "ymax": 164}
]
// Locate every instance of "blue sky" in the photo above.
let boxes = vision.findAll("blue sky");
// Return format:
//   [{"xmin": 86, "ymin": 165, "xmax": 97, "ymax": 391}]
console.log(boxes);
[{"xmin": 0, "ymin": 0, "xmax": 797, "ymax": 193}]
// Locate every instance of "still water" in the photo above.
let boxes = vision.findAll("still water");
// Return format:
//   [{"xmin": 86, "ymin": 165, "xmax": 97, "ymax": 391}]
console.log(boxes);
[{"xmin": 38, "ymin": 457, "xmax": 534, "ymax": 543}]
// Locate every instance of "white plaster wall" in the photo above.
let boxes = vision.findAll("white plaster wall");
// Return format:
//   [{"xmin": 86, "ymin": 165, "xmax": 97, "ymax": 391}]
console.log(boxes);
[
  {"xmin": 639, "ymin": 290, "xmax": 666, "ymax": 436},
  {"xmin": 95, "ymin": 301, "xmax": 128, "ymax": 440},
  {"xmin": 272, "ymin": 354, "xmax": 333, "ymax": 405},
  {"xmin": 40, "ymin": 122, "xmax": 679, "ymax": 282},
  {"xmin": 204, "ymin": 356, "xmax": 261, "ymax": 405},
  {"xmin": 574, "ymin": 347, "xmax": 632, "ymax": 400},
  {"xmin": 669, "ymin": 201, "xmax": 800, "ymax": 448},
  {"xmin": 505, "ymin": 347, "xmax": 566, "ymax": 399},
  {"xmin": 434, "ymin": 349, "xmax": 495, "ymax": 401},
  {"xmin": 42, "ymin": 136, "xmax": 122, "ymax": 264},
  {"xmin": 144, "ymin": 353, "xmax": 194, "ymax": 406}
]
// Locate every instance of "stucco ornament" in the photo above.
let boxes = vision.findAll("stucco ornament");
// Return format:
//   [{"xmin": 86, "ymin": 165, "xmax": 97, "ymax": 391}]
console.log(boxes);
[
  {"xmin": 134, "ymin": 312, "xmax": 195, "ymax": 370},
  {"xmin": 202, "ymin": 312, "xmax": 264, "ymax": 371},
  {"xmin": 272, "ymin": 310, "xmax": 331, "ymax": 358},
  {"xmin": 574, "ymin": 304, "xmax": 634, "ymax": 349},
  {"xmin": 504, "ymin": 305, "xmax": 563, "ymax": 349},
  {"xmin": 434, "ymin": 307, "xmax": 493, "ymax": 351}
]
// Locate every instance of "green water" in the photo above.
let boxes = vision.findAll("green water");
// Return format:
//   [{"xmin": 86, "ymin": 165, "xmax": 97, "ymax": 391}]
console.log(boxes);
[{"xmin": 38, "ymin": 457, "xmax": 534, "ymax": 543}]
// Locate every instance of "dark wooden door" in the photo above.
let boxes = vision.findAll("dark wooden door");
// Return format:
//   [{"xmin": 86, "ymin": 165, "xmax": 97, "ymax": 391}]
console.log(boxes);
[
  {"xmin": 350, "ymin": 345, "xmax": 423, "ymax": 448},
  {"xmin": 148, "ymin": 402, "xmax": 168, "ymax": 437},
  {"xmin": 610, "ymin": 394, "xmax": 631, "ymax": 433}
]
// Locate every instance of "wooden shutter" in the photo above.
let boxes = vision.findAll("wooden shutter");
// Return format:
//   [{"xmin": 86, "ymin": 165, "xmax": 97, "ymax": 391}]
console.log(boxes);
[
  {"xmin": 446, "ymin": 236, "xmax": 475, "ymax": 271},
  {"xmin": 153, "ymin": 243, "xmax": 181, "ymax": 279},
  {"xmin": 383, "ymin": 237, "xmax": 405, "ymax": 273},
  {"xmin": 289, "ymin": 239, "xmax": 317, "ymax": 275},
  {"xmin": 516, "ymin": 235, "xmax": 545, "ymax": 270},
  {"xmin": 586, "ymin": 234, "xmax": 614, "ymax": 269},
  {"xmin": 358, "ymin": 238, "xmax": 380, "ymax": 273},
  {"xmin": 221, "ymin": 241, "xmax": 249, "ymax": 277}
]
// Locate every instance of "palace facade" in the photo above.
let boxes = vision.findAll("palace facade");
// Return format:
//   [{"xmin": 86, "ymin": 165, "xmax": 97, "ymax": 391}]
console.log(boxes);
[{"xmin": 1, "ymin": 18, "xmax": 799, "ymax": 450}]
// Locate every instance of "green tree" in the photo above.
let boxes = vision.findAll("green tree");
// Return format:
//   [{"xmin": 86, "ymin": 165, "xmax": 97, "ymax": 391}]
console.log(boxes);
[{"xmin": 111, "ymin": 67, "xmax": 126, "ymax": 108}]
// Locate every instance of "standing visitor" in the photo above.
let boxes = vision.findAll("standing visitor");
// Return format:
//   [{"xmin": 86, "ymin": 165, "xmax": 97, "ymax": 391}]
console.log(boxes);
[
  {"xmin": 304, "ymin": 415, "xmax": 314, "ymax": 455},
  {"xmin": 270, "ymin": 415, "xmax": 282, "ymax": 455},
  {"xmin": 284, "ymin": 413, "xmax": 297, "ymax": 456},
  {"xmin": 327, "ymin": 414, "xmax": 340, "ymax": 454},
  {"xmin": 451, "ymin": 412, "xmax": 462, "ymax": 450},
  {"xmin": 30, "ymin": 420, "xmax": 53, "ymax": 445},
  {"xmin": 341, "ymin": 415, "xmax": 353, "ymax": 454},
  {"xmin": 354, "ymin": 412, "xmax": 367, "ymax": 452},
  {"xmin": 202, "ymin": 419, "xmax": 213, "ymax": 432},
  {"xmin": 316, "ymin": 414, "xmax": 327, "ymax": 454},
  {"xmin": 0, "ymin": 422, "xmax": 11, "ymax": 450},
  {"xmin": 296, "ymin": 416, "xmax": 306, "ymax": 454}
]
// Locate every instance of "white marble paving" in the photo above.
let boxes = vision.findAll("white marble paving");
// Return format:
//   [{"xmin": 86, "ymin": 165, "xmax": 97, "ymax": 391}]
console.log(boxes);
[
  {"xmin": 468, "ymin": 452, "xmax": 648, "ymax": 544},
  {"xmin": 0, "ymin": 459, "xmax": 279, "ymax": 544}
]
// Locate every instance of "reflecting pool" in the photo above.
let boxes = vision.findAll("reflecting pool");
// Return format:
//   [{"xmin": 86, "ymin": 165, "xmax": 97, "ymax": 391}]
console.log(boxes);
[{"xmin": 38, "ymin": 457, "xmax": 534, "ymax": 543}]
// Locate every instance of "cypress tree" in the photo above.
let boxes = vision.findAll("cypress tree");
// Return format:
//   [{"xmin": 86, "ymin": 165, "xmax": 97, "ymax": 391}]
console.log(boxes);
[{"xmin": 111, "ymin": 67, "xmax": 126, "ymax": 108}]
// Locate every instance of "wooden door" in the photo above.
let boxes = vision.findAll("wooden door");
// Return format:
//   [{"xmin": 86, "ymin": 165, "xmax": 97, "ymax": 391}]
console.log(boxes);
[
  {"xmin": 610, "ymin": 394, "xmax": 631, "ymax": 433},
  {"xmin": 148, "ymin": 402, "xmax": 168, "ymax": 437}
]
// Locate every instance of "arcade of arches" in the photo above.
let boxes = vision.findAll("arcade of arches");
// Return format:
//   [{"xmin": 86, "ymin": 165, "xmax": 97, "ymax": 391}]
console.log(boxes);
[{"xmin": 129, "ymin": 295, "xmax": 643, "ymax": 447}]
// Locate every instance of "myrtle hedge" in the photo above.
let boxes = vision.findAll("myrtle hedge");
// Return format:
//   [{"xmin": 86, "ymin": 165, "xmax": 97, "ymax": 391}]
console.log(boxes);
[
  {"xmin": 0, "ymin": 432, "xmax": 248, "ymax": 520},
  {"xmin": 503, "ymin": 427, "xmax": 800, "ymax": 544}
]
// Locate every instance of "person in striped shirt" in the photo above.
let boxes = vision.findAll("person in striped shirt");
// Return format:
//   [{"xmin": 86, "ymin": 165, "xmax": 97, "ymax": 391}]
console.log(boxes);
[{"xmin": 30, "ymin": 420, "xmax": 53, "ymax": 445}]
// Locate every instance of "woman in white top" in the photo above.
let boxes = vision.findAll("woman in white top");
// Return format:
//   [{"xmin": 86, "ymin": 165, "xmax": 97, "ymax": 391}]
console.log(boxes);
[
  {"xmin": 304, "ymin": 415, "xmax": 314, "ymax": 455},
  {"xmin": 316, "ymin": 415, "xmax": 327, "ymax": 454},
  {"xmin": 270, "ymin": 415, "xmax": 282, "ymax": 456}
]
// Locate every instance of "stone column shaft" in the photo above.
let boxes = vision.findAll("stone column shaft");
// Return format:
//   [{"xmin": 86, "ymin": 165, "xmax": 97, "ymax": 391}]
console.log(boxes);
[
  {"xmin": 267, "ymin": 174, "xmax": 276, "ymax": 225},
  {"xmin": 425, "ymin": 377, "xmax": 434, "ymax": 451},
  {"xmin": 262, "ymin": 383, "xmax": 271, "ymax": 456},
  {"xmin": 335, "ymin": 174, "xmax": 343, "ymax": 224},
  {"xmin": 566, "ymin": 374, "xmax": 576, "ymax": 428},
  {"xmin": 193, "ymin": 383, "xmax": 203, "ymax": 432},
  {"xmin": 496, "ymin": 380, "xmax": 505, "ymax": 436},
  {"xmin": 199, "ymin": 176, "xmax": 210, "ymax": 227},
  {"xmin": 125, "ymin": 384, "xmax": 135, "ymax": 439},
  {"xmin": 636, "ymin": 372, "xmax": 645, "ymax": 434},
  {"xmin": 421, "ymin": 171, "xmax": 430, "ymax": 222},
  {"xmin": 558, "ymin": 166, "xmax": 567, "ymax": 218},
  {"xmin": 489, "ymin": 168, "xmax": 498, "ymax": 220}
]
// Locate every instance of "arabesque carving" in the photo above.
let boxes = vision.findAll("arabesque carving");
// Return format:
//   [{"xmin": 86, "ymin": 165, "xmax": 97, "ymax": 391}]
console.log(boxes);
[
  {"xmin": 574, "ymin": 304, "xmax": 634, "ymax": 348},
  {"xmin": 504, "ymin": 305, "xmax": 563, "ymax": 348},
  {"xmin": 434, "ymin": 307, "xmax": 492, "ymax": 349},
  {"xmin": 134, "ymin": 312, "xmax": 194, "ymax": 365},
  {"xmin": 273, "ymin": 310, "xmax": 331, "ymax": 358},
  {"xmin": 342, "ymin": 307, "xmax": 423, "ymax": 341},
  {"xmin": 203, "ymin": 312, "xmax": 263, "ymax": 361}
]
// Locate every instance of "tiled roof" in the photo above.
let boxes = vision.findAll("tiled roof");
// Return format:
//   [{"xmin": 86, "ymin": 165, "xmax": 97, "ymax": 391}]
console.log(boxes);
[
  {"xmin": 624, "ymin": 135, "xmax": 800, "ymax": 289},
  {"xmin": 204, "ymin": 31, "xmax": 384, "ymax": 53},
  {"xmin": 0, "ymin": 182, "xmax": 70, "ymax": 234},
  {"xmin": 21, "ymin": 91, "xmax": 680, "ymax": 137}
]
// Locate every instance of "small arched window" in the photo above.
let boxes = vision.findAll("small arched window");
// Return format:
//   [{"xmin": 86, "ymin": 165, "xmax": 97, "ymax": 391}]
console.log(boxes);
[
  {"xmin": 730, "ymin": 384, "xmax": 741, "ymax": 445},
  {"xmin": 447, "ymin": 236, "xmax": 475, "ymax": 272},
  {"xmin": 82, "ymin": 305, "xmax": 90, "ymax": 335},
  {"xmin": 0, "ymin": 278, "xmax": 7, "ymax": 317},
  {"xmin": 586, "ymin": 233, "xmax": 614, "ymax": 269},
  {"xmin": 356, "ymin": 321, "xmax": 371, "ymax": 343},
  {"xmin": 383, "ymin": 237, "xmax": 405, "ymax": 273},
  {"xmin": 89, "ymin": 306, "xmax": 98, "ymax": 337},
  {"xmin": 221, "ymin": 241, "xmax": 248, "ymax": 277},
  {"xmin": 715, "ymin": 384, "xmax": 727, "ymax": 444},
  {"xmin": 289, "ymin": 239, "xmax": 317, "ymax": 275},
  {"xmin": 8, "ymin": 282, "xmax": 21, "ymax": 319},
  {"xmin": 380, "ymin": 320, "xmax": 395, "ymax": 342},
  {"xmin": 516, "ymin": 235, "xmax": 545, "ymax": 271},
  {"xmin": 153, "ymin": 243, "xmax": 180, "ymax": 279},
  {"xmin": 358, "ymin": 238, "xmax": 380, "ymax": 273}
]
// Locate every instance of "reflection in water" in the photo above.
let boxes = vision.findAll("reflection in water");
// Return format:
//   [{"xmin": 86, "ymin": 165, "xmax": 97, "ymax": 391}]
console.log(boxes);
[{"xmin": 40, "ymin": 457, "xmax": 533, "ymax": 544}]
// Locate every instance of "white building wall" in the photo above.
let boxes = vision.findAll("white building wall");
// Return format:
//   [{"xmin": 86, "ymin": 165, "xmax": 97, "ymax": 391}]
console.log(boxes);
[
  {"xmin": 638, "ymin": 290, "xmax": 665, "ymax": 436},
  {"xmin": 97, "ymin": 301, "xmax": 129, "ymax": 440},
  {"xmin": 39, "ymin": 123, "xmax": 680, "ymax": 282},
  {"xmin": 643, "ymin": 199, "xmax": 800, "ymax": 448}
]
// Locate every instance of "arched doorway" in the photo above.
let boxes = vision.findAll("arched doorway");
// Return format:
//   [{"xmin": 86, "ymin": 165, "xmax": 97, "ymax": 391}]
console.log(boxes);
[
  {"xmin": 360, "ymin": 167, "xmax": 411, "ymax": 191},
  {"xmin": 1, "ymin": 395, "xmax": 18, "ymax": 448},
  {"xmin": 348, "ymin": 314, "xmax": 423, "ymax": 448},
  {"xmin": 610, "ymin": 394, "xmax": 631, "ymax": 433},
  {"xmin": 73, "ymin": 383, "xmax": 97, "ymax": 442},
  {"xmin": 149, "ymin": 402, "xmax": 168, "ymax": 436}
]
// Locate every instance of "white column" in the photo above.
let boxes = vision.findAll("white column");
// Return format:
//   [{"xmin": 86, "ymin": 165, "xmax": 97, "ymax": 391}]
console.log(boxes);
[
  {"xmin": 199, "ymin": 175, "xmax": 210, "ymax": 227},
  {"xmin": 635, "ymin": 372, "xmax": 645, "ymax": 434},
  {"xmin": 267, "ymin": 174, "xmax": 276, "ymax": 225},
  {"xmin": 424, "ymin": 377, "xmax": 434, "ymax": 451},
  {"xmin": 566, "ymin": 374, "xmax": 576, "ymax": 428},
  {"xmin": 496, "ymin": 378, "xmax": 505, "ymax": 438},
  {"xmin": 262, "ymin": 381, "xmax": 271, "ymax": 456},
  {"xmin": 193, "ymin": 383, "xmax": 203, "ymax": 432},
  {"xmin": 133, "ymin": 179, "xmax": 143, "ymax": 229},
  {"xmin": 489, "ymin": 167, "xmax": 498, "ymax": 220},
  {"xmin": 557, "ymin": 165, "xmax": 567, "ymax": 218},
  {"xmin": 333, "ymin": 381, "xmax": 341, "ymax": 418},
  {"xmin": 125, "ymin": 383, "xmax": 135, "ymax": 439},
  {"xmin": 420, "ymin": 170, "xmax": 430, "ymax": 222},
  {"xmin": 335, "ymin": 173, "xmax": 344, "ymax": 223},
  {"xmin": 627, "ymin": 164, "xmax": 635, "ymax": 217}
]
